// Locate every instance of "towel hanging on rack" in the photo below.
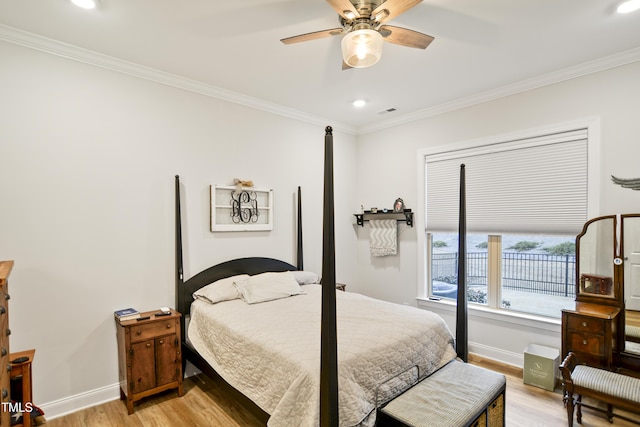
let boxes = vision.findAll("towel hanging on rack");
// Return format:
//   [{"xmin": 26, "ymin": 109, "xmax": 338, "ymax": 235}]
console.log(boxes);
[{"xmin": 369, "ymin": 219, "xmax": 397, "ymax": 257}]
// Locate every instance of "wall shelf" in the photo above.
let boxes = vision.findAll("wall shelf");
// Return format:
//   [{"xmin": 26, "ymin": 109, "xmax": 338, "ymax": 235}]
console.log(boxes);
[{"xmin": 354, "ymin": 210, "xmax": 414, "ymax": 227}]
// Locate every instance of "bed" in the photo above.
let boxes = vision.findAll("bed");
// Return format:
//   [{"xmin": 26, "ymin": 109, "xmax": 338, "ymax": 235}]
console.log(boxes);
[{"xmin": 175, "ymin": 127, "xmax": 467, "ymax": 427}]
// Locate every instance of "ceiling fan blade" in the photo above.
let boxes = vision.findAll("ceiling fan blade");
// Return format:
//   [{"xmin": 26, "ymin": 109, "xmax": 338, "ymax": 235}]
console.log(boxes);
[
  {"xmin": 326, "ymin": 0, "xmax": 360, "ymax": 20},
  {"xmin": 379, "ymin": 25, "xmax": 433, "ymax": 49},
  {"xmin": 372, "ymin": 0, "xmax": 423, "ymax": 23},
  {"xmin": 280, "ymin": 28, "xmax": 344, "ymax": 45}
]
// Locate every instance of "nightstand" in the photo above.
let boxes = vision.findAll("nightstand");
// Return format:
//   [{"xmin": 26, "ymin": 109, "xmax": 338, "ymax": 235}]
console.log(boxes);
[
  {"xmin": 562, "ymin": 302, "xmax": 620, "ymax": 370},
  {"xmin": 115, "ymin": 309, "xmax": 183, "ymax": 414}
]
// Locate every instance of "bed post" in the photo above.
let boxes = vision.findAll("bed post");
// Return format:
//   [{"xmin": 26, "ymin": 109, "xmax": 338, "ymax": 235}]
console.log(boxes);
[
  {"xmin": 456, "ymin": 164, "xmax": 468, "ymax": 362},
  {"xmin": 175, "ymin": 176, "xmax": 185, "ymax": 330},
  {"xmin": 320, "ymin": 126, "xmax": 339, "ymax": 427},
  {"xmin": 297, "ymin": 186, "xmax": 304, "ymax": 271}
]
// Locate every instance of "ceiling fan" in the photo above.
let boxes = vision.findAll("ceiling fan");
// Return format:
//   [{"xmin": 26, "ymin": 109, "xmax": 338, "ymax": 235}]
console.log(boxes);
[{"xmin": 280, "ymin": 0, "xmax": 434, "ymax": 69}]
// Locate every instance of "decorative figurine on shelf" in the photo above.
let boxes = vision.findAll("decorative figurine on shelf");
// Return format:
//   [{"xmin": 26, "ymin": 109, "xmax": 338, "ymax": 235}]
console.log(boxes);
[
  {"xmin": 233, "ymin": 178, "xmax": 254, "ymax": 191},
  {"xmin": 394, "ymin": 198, "xmax": 405, "ymax": 212}
]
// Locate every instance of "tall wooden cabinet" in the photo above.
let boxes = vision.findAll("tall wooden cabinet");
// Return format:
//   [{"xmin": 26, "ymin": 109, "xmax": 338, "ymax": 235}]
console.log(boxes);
[
  {"xmin": 0, "ymin": 261, "xmax": 13, "ymax": 427},
  {"xmin": 116, "ymin": 309, "xmax": 183, "ymax": 414}
]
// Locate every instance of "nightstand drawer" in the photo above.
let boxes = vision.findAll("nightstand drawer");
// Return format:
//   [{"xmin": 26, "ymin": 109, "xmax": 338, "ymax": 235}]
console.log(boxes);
[
  {"xmin": 566, "ymin": 315, "xmax": 605, "ymax": 333},
  {"xmin": 567, "ymin": 332, "xmax": 604, "ymax": 355},
  {"xmin": 130, "ymin": 320, "xmax": 176, "ymax": 343}
]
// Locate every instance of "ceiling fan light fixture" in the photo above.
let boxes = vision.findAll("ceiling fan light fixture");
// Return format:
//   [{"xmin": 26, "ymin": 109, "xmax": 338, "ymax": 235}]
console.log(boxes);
[{"xmin": 341, "ymin": 29, "xmax": 383, "ymax": 68}]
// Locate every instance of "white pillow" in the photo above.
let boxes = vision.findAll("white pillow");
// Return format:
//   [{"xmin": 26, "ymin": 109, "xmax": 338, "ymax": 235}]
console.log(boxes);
[
  {"xmin": 192, "ymin": 274, "xmax": 249, "ymax": 304},
  {"xmin": 292, "ymin": 270, "xmax": 321, "ymax": 285},
  {"xmin": 234, "ymin": 271, "xmax": 305, "ymax": 304}
]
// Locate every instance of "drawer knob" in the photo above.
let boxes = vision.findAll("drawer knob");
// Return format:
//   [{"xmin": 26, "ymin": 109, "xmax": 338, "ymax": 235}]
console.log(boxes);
[
  {"xmin": 1, "ymin": 348, "xmax": 6, "ymax": 357},
  {"xmin": 582, "ymin": 340, "xmax": 587, "ymax": 345},
  {"xmin": 166, "ymin": 324, "xmax": 171, "ymax": 328},
  {"xmin": 4, "ymin": 294, "xmax": 9, "ymax": 301},
  {"xmin": 582, "ymin": 321, "xmax": 587, "ymax": 327},
  {"xmin": 0, "ymin": 306, "xmax": 5, "ymax": 315},
  {"xmin": 159, "ymin": 340, "xmax": 164, "ymax": 345},
  {"xmin": 136, "ymin": 330, "xmax": 142, "ymax": 335},
  {"xmin": 1, "ymin": 389, "xmax": 7, "ymax": 399},
  {"xmin": 146, "ymin": 343, "xmax": 151, "ymax": 348}
]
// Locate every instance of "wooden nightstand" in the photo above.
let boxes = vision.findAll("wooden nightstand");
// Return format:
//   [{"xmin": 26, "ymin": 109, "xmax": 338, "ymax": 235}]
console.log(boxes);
[
  {"xmin": 115, "ymin": 309, "xmax": 183, "ymax": 414},
  {"xmin": 562, "ymin": 302, "xmax": 620, "ymax": 370}
]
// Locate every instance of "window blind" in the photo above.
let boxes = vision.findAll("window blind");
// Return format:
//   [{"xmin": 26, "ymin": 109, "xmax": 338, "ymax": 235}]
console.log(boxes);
[{"xmin": 425, "ymin": 128, "xmax": 588, "ymax": 234}]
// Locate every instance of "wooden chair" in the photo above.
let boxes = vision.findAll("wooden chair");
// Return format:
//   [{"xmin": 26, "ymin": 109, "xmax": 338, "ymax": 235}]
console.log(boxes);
[{"xmin": 559, "ymin": 352, "xmax": 640, "ymax": 426}]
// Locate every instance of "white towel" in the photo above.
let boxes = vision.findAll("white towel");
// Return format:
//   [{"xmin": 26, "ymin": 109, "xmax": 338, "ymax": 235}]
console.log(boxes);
[{"xmin": 370, "ymin": 219, "xmax": 397, "ymax": 257}]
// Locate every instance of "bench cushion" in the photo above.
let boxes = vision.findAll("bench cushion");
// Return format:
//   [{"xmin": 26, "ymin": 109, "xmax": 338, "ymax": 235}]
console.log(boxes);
[
  {"xmin": 380, "ymin": 360, "xmax": 506, "ymax": 427},
  {"xmin": 572, "ymin": 365, "xmax": 640, "ymax": 403}
]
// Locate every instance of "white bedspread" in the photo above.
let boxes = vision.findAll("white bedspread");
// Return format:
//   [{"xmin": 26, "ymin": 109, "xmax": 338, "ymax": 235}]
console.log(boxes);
[{"xmin": 188, "ymin": 284, "xmax": 456, "ymax": 427}]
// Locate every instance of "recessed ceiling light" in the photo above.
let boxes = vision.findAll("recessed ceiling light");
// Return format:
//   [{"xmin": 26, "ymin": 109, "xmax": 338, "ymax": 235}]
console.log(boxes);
[
  {"xmin": 71, "ymin": 0, "xmax": 99, "ymax": 9},
  {"xmin": 617, "ymin": 0, "xmax": 640, "ymax": 13},
  {"xmin": 352, "ymin": 100, "xmax": 366, "ymax": 108}
]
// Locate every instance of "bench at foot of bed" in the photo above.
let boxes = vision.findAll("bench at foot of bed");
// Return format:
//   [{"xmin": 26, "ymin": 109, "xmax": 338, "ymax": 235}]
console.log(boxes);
[
  {"xmin": 377, "ymin": 359, "xmax": 506, "ymax": 427},
  {"xmin": 559, "ymin": 352, "xmax": 640, "ymax": 426}
]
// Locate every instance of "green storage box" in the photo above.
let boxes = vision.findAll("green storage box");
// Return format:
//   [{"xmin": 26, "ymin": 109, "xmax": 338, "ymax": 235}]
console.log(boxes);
[{"xmin": 523, "ymin": 343, "xmax": 559, "ymax": 391}]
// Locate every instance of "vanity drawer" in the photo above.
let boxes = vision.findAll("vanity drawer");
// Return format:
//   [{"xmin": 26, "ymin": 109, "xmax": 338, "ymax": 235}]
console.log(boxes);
[
  {"xmin": 129, "ymin": 320, "xmax": 176, "ymax": 343},
  {"xmin": 566, "ymin": 315, "xmax": 605, "ymax": 333},
  {"xmin": 567, "ymin": 332, "xmax": 604, "ymax": 356}
]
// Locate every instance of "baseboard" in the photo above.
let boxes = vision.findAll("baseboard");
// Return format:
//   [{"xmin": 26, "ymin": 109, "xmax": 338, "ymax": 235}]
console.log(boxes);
[
  {"xmin": 39, "ymin": 348, "xmax": 522, "ymax": 420},
  {"xmin": 468, "ymin": 341, "xmax": 524, "ymax": 369},
  {"xmin": 38, "ymin": 383, "xmax": 120, "ymax": 420},
  {"xmin": 40, "ymin": 363, "xmax": 204, "ymax": 420}
]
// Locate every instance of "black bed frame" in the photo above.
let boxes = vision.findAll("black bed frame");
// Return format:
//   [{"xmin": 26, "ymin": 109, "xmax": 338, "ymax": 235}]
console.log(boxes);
[{"xmin": 174, "ymin": 127, "xmax": 468, "ymax": 427}]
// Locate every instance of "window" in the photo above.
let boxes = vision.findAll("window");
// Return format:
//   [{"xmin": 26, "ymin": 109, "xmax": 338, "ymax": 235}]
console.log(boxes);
[{"xmin": 422, "ymin": 123, "xmax": 596, "ymax": 318}]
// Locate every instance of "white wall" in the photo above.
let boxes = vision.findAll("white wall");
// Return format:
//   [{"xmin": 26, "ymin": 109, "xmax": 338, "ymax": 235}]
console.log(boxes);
[
  {"xmin": 3, "ymin": 31, "xmax": 640, "ymax": 418},
  {"xmin": 352, "ymin": 60, "xmax": 640, "ymax": 366},
  {"xmin": 0, "ymin": 40, "xmax": 357, "ymax": 417}
]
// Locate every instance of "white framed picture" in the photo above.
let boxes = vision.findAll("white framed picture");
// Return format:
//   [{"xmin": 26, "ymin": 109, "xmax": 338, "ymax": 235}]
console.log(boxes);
[{"xmin": 211, "ymin": 185, "xmax": 273, "ymax": 231}]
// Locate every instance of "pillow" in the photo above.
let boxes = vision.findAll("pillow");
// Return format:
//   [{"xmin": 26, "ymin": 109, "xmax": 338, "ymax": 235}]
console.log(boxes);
[
  {"xmin": 192, "ymin": 274, "xmax": 249, "ymax": 304},
  {"xmin": 234, "ymin": 271, "xmax": 305, "ymax": 304},
  {"xmin": 292, "ymin": 270, "xmax": 321, "ymax": 285}
]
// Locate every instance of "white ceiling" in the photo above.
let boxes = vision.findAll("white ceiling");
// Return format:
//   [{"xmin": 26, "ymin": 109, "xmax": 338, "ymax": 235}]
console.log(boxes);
[{"xmin": 2, "ymin": 0, "xmax": 640, "ymax": 133}]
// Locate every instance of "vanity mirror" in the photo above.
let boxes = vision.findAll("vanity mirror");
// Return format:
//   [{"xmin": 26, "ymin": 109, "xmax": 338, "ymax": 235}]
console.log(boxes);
[
  {"xmin": 565, "ymin": 214, "xmax": 640, "ymax": 373},
  {"xmin": 576, "ymin": 215, "xmax": 618, "ymax": 303},
  {"xmin": 562, "ymin": 215, "xmax": 622, "ymax": 371}
]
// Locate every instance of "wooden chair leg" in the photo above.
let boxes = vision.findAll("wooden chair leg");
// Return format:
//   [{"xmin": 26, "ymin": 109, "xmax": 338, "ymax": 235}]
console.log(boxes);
[
  {"xmin": 606, "ymin": 403, "xmax": 613, "ymax": 423},
  {"xmin": 576, "ymin": 395, "xmax": 582, "ymax": 424},
  {"xmin": 564, "ymin": 390, "xmax": 575, "ymax": 427}
]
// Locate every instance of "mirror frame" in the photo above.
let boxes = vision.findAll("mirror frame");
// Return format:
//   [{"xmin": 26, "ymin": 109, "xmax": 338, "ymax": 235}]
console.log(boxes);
[{"xmin": 575, "ymin": 215, "xmax": 621, "ymax": 305}]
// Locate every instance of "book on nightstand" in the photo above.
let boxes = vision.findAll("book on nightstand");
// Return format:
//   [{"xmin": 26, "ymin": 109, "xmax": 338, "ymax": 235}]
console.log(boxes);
[{"xmin": 114, "ymin": 307, "xmax": 140, "ymax": 321}]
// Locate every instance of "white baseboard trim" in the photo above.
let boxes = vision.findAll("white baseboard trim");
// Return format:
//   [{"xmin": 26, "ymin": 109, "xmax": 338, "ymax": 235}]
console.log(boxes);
[
  {"xmin": 469, "ymin": 341, "xmax": 524, "ymax": 369},
  {"xmin": 39, "ymin": 347, "xmax": 523, "ymax": 420},
  {"xmin": 39, "ymin": 383, "xmax": 120, "ymax": 420}
]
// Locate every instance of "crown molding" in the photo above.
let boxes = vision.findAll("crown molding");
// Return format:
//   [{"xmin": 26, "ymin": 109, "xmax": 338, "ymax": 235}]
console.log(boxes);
[
  {"xmin": 3, "ymin": 24, "xmax": 639, "ymax": 137},
  {"xmin": 0, "ymin": 24, "xmax": 356, "ymax": 135},
  {"xmin": 360, "ymin": 46, "xmax": 640, "ymax": 135}
]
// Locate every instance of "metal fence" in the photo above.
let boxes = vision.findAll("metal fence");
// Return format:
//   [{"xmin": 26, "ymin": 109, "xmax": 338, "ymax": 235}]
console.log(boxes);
[{"xmin": 432, "ymin": 252, "xmax": 576, "ymax": 298}]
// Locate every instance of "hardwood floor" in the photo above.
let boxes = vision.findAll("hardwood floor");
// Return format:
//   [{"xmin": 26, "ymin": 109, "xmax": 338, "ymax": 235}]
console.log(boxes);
[{"xmin": 47, "ymin": 355, "xmax": 640, "ymax": 427}]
